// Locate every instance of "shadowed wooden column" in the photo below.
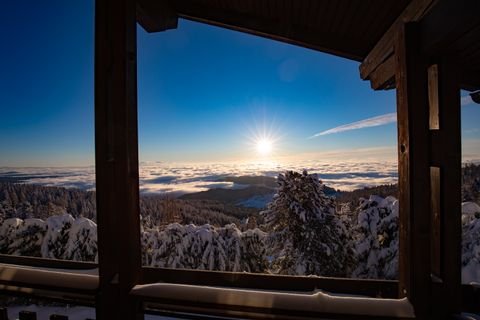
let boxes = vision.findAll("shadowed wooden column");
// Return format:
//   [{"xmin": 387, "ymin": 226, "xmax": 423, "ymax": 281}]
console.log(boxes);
[
  {"xmin": 429, "ymin": 58, "xmax": 462, "ymax": 317},
  {"xmin": 395, "ymin": 22, "xmax": 431, "ymax": 318},
  {"xmin": 94, "ymin": 0, "xmax": 142, "ymax": 318}
]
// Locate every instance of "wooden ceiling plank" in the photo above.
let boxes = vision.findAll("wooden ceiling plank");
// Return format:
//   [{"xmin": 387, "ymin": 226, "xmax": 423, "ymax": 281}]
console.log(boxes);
[
  {"xmin": 307, "ymin": 0, "xmax": 324, "ymax": 30},
  {"xmin": 359, "ymin": 1, "xmax": 411, "ymax": 72},
  {"xmin": 350, "ymin": 0, "xmax": 381, "ymax": 54},
  {"xmin": 326, "ymin": 1, "xmax": 342, "ymax": 35},
  {"xmin": 461, "ymin": 71, "xmax": 480, "ymax": 91},
  {"xmin": 137, "ymin": 0, "xmax": 178, "ymax": 32},
  {"xmin": 173, "ymin": 1, "xmax": 365, "ymax": 61},
  {"xmin": 336, "ymin": 0, "xmax": 363, "ymax": 39},
  {"xmin": 420, "ymin": 0, "xmax": 480, "ymax": 56},
  {"xmin": 292, "ymin": 0, "xmax": 304, "ymax": 27},
  {"xmin": 453, "ymin": 26, "xmax": 480, "ymax": 59},
  {"xmin": 320, "ymin": 0, "xmax": 335, "ymax": 33},
  {"xmin": 360, "ymin": 0, "xmax": 436, "ymax": 80}
]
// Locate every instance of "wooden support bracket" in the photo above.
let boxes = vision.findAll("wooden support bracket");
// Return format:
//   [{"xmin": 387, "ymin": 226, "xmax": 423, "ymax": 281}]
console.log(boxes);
[{"xmin": 360, "ymin": 0, "xmax": 435, "ymax": 80}]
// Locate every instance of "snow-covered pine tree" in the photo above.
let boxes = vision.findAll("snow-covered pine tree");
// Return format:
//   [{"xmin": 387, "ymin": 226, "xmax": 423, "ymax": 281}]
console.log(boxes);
[
  {"xmin": 10, "ymin": 218, "xmax": 46, "ymax": 256},
  {"xmin": 0, "ymin": 218, "xmax": 22, "ymax": 254},
  {"xmin": 239, "ymin": 227, "xmax": 268, "ymax": 273},
  {"xmin": 352, "ymin": 195, "xmax": 399, "ymax": 279},
  {"xmin": 262, "ymin": 170, "xmax": 353, "ymax": 276},
  {"xmin": 41, "ymin": 214, "xmax": 75, "ymax": 259},
  {"xmin": 142, "ymin": 222, "xmax": 268, "ymax": 272},
  {"xmin": 64, "ymin": 217, "xmax": 98, "ymax": 262},
  {"xmin": 461, "ymin": 201, "xmax": 480, "ymax": 284}
]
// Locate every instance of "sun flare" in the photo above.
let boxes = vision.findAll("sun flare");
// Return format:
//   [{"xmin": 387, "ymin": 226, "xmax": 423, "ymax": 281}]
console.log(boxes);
[{"xmin": 256, "ymin": 138, "xmax": 273, "ymax": 155}]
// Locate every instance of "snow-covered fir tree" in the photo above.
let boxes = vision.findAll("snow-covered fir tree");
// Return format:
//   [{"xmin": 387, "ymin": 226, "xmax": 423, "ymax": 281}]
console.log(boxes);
[
  {"xmin": 352, "ymin": 195, "xmax": 399, "ymax": 279},
  {"xmin": 142, "ymin": 223, "xmax": 267, "ymax": 272},
  {"xmin": 63, "ymin": 217, "xmax": 98, "ymax": 262},
  {"xmin": 461, "ymin": 202, "xmax": 480, "ymax": 284},
  {"xmin": 41, "ymin": 214, "xmax": 75, "ymax": 259},
  {"xmin": 262, "ymin": 170, "xmax": 353, "ymax": 276},
  {"xmin": 0, "ymin": 214, "xmax": 98, "ymax": 262},
  {"xmin": 0, "ymin": 218, "xmax": 46, "ymax": 256}
]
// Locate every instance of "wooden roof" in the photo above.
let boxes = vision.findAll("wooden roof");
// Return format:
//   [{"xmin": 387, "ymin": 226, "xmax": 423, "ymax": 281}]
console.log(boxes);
[
  {"xmin": 136, "ymin": 0, "xmax": 480, "ymax": 90},
  {"xmin": 137, "ymin": 0, "xmax": 412, "ymax": 61}
]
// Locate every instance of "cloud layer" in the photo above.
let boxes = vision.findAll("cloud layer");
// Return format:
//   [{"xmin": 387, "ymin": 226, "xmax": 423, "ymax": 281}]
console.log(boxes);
[
  {"xmin": 0, "ymin": 159, "xmax": 400, "ymax": 194},
  {"xmin": 310, "ymin": 113, "xmax": 397, "ymax": 138}
]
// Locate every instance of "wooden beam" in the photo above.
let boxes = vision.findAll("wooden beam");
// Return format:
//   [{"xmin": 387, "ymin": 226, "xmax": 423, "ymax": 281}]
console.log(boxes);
[
  {"xmin": 461, "ymin": 70, "xmax": 480, "ymax": 91},
  {"xmin": 360, "ymin": 0, "xmax": 436, "ymax": 80},
  {"xmin": 420, "ymin": 0, "xmax": 480, "ymax": 56},
  {"xmin": 137, "ymin": 0, "xmax": 178, "ymax": 32},
  {"xmin": 429, "ymin": 166, "xmax": 441, "ymax": 279},
  {"xmin": 142, "ymin": 267, "xmax": 399, "ymax": 298},
  {"xmin": 462, "ymin": 284, "xmax": 480, "ymax": 313},
  {"xmin": 95, "ymin": 0, "xmax": 143, "ymax": 319},
  {"xmin": 171, "ymin": 1, "xmax": 364, "ymax": 61},
  {"xmin": 369, "ymin": 54, "xmax": 395, "ymax": 90},
  {"xmin": 0, "ymin": 254, "xmax": 97, "ymax": 270},
  {"xmin": 395, "ymin": 22, "xmax": 431, "ymax": 318},
  {"xmin": 436, "ymin": 58, "xmax": 462, "ymax": 316},
  {"xmin": 141, "ymin": 299, "xmax": 412, "ymax": 320},
  {"xmin": 428, "ymin": 64, "xmax": 439, "ymax": 130}
]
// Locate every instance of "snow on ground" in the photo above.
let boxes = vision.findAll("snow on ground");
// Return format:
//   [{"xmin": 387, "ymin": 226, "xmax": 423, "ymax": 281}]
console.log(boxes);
[{"xmin": 7, "ymin": 305, "xmax": 181, "ymax": 320}]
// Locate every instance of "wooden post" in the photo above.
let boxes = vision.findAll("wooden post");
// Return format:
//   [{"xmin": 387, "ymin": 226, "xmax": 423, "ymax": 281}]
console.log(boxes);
[
  {"xmin": 395, "ymin": 22, "xmax": 431, "ymax": 318},
  {"xmin": 0, "ymin": 308, "xmax": 8, "ymax": 320},
  {"xmin": 19, "ymin": 311, "xmax": 37, "ymax": 320},
  {"xmin": 437, "ymin": 59, "xmax": 462, "ymax": 315},
  {"xmin": 95, "ymin": 0, "xmax": 142, "ymax": 319}
]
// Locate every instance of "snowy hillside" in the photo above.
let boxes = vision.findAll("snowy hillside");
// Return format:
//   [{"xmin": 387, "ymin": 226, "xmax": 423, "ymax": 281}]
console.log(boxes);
[{"xmin": 0, "ymin": 170, "xmax": 479, "ymax": 283}]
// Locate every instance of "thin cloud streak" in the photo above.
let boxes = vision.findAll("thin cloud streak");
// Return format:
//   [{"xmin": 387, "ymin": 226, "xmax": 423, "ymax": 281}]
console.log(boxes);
[
  {"xmin": 310, "ymin": 113, "xmax": 397, "ymax": 138},
  {"xmin": 310, "ymin": 94, "xmax": 476, "ymax": 138}
]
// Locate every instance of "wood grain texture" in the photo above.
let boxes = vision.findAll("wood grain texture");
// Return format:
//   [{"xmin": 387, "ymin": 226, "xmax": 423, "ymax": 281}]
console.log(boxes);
[
  {"xmin": 95, "ymin": 0, "xmax": 143, "ymax": 318},
  {"xmin": 360, "ymin": 0, "xmax": 435, "ymax": 79},
  {"xmin": 394, "ymin": 22, "xmax": 431, "ymax": 319}
]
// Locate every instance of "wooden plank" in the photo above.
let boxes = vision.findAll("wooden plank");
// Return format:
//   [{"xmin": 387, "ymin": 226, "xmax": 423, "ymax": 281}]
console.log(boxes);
[
  {"xmin": 436, "ymin": 58, "xmax": 462, "ymax": 316},
  {"xmin": 430, "ymin": 167, "xmax": 441, "ymax": 279},
  {"xmin": 94, "ymin": 0, "xmax": 143, "ymax": 319},
  {"xmin": 461, "ymin": 284, "xmax": 480, "ymax": 313},
  {"xmin": 171, "ymin": 0, "xmax": 365, "ymax": 61},
  {"xmin": 369, "ymin": 54, "xmax": 395, "ymax": 90},
  {"xmin": 136, "ymin": 0, "xmax": 178, "ymax": 32},
  {"xmin": 427, "ymin": 58, "xmax": 462, "ymax": 318},
  {"xmin": 0, "ymin": 254, "xmax": 97, "ymax": 270},
  {"xmin": 142, "ymin": 299, "xmax": 415, "ymax": 320},
  {"xmin": 141, "ymin": 267, "xmax": 399, "ymax": 298},
  {"xmin": 461, "ymin": 70, "xmax": 480, "ymax": 91},
  {"xmin": 428, "ymin": 64, "xmax": 439, "ymax": 130},
  {"xmin": 394, "ymin": 22, "xmax": 431, "ymax": 318},
  {"xmin": 0, "ymin": 308, "xmax": 7, "ymax": 320},
  {"xmin": 420, "ymin": 0, "xmax": 480, "ymax": 56},
  {"xmin": 360, "ymin": 0, "xmax": 436, "ymax": 80}
]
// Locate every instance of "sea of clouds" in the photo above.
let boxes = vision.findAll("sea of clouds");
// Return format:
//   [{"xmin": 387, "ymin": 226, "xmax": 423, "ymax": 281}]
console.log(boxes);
[{"xmin": 0, "ymin": 159, "xmax": 399, "ymax": 195}]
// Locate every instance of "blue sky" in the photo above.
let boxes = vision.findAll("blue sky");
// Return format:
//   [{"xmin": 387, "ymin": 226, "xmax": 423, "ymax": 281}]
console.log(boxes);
[{"xmin": 0, "ymin": 1, "xmax": 478, "ymax": 167}]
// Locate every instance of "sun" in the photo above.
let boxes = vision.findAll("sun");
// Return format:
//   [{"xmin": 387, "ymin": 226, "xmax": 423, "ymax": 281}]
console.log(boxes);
[
  {"xmin": 256, "ymin": 138, "xmax": 273, "ymax": 155},
  {"xmin": 243, "ymin": 113, "xmax": 283, "ymax": 159}
]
